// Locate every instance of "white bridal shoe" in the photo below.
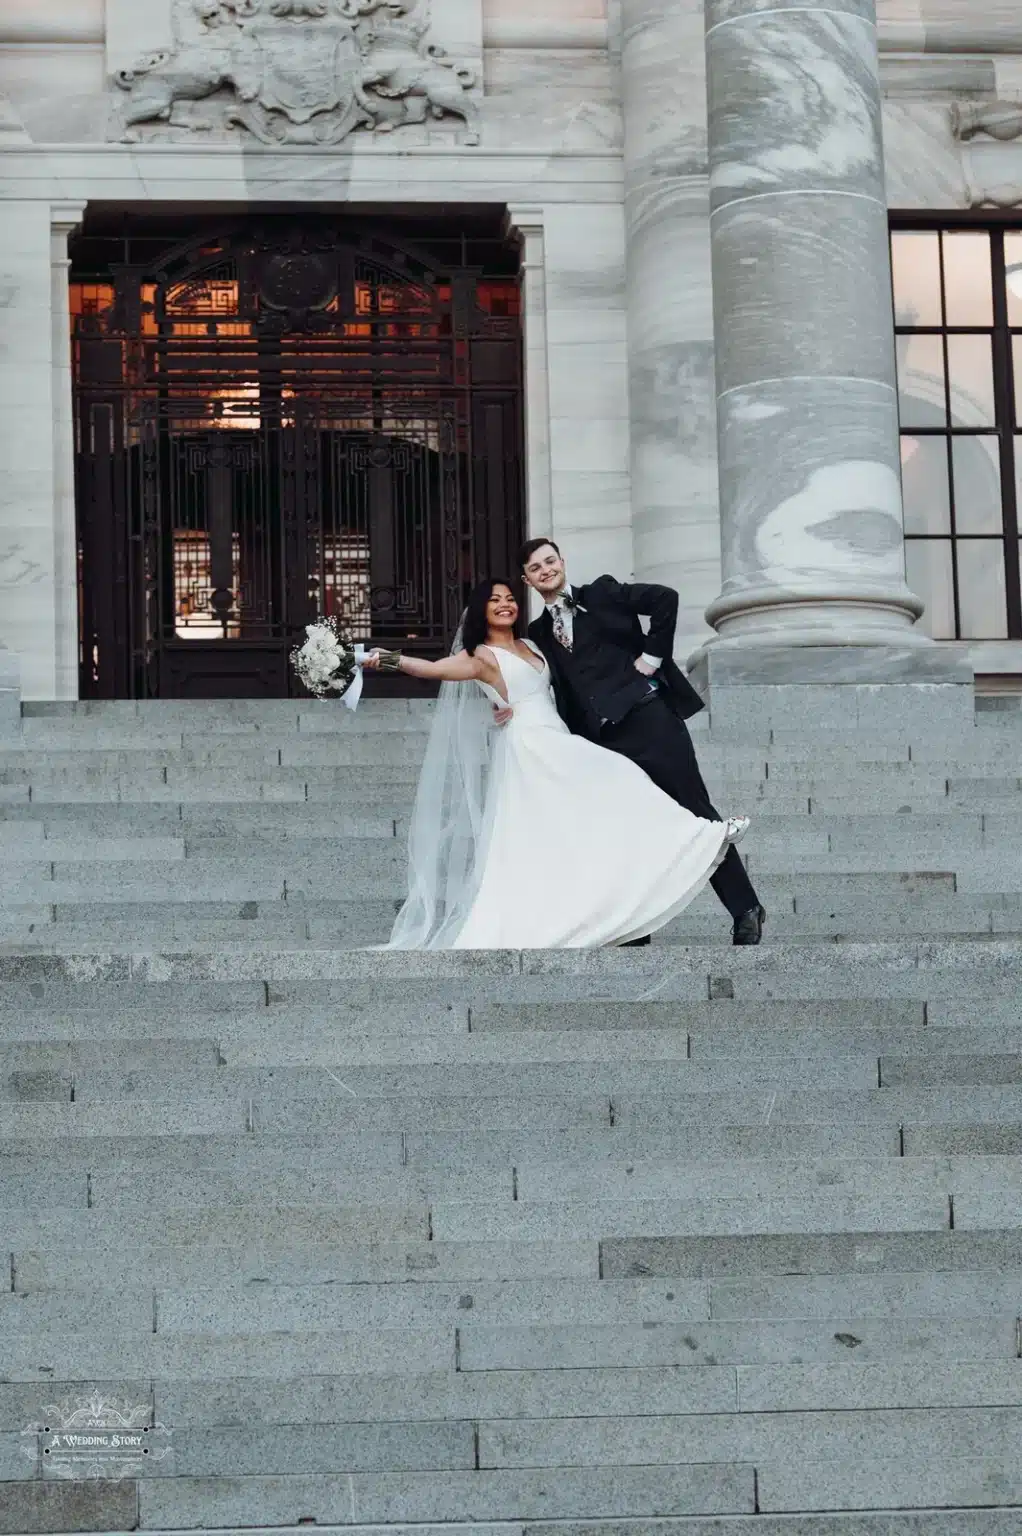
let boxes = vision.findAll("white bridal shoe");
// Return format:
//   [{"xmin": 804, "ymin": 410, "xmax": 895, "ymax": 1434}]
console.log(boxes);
[{"xmin": 724, "ymin": 815, "xmax": 751, "ymax": 845}]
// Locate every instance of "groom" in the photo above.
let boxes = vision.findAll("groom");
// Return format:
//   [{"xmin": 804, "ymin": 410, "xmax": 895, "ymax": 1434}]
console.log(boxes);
[{"xmin": 518, "ymin": 538, "xmax": 765, "ymax": 945}]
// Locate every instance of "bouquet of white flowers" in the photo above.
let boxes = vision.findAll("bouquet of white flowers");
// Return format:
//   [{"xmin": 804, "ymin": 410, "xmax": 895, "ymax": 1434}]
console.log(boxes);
[
  {"xmin": 290, "ymin": 617, "xmax": 364, "ymax": 708},
  {"xmin": 290, "ymin": 618, "xmax": 400, "ymax": 710}
]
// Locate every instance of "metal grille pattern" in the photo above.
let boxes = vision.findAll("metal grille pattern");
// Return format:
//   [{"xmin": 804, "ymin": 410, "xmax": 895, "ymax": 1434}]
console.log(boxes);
[{"xmin": 72, "ymin": 221, "xmax": 524, "ymax": 698}]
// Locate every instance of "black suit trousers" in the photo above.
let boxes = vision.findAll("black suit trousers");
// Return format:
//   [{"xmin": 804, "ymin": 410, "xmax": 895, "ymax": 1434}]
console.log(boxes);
[{"xmin": 599, "ymin": 696, "xmax": 759, "ymax": 921}]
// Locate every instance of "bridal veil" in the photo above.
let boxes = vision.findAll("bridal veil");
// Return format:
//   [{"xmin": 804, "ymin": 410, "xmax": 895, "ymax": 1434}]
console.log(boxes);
[{"xmin": 384, "ymin": 619, "xmax": 505, "ymax": 949}]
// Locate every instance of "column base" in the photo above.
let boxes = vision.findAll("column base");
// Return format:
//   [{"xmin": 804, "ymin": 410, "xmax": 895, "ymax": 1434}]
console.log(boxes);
[
  {"xmin": 0, "ymin": 646, "xmax": 22, "ymax": 735},
  {"xmin": 687, "ymin": 644, "xmax": 976, "ymax": 740}
]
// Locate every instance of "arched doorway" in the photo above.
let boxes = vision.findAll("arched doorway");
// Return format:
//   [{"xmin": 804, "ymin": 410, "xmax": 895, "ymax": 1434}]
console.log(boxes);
[{"xmin": 71, "ymin": 213, "xmax": 524, "ymax": 697}]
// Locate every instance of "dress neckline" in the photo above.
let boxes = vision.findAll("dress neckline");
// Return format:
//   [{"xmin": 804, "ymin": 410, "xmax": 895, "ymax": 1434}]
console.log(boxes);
[{"xmin": 489, "ymin": 643, "xmax": 546, "ymax": 677}]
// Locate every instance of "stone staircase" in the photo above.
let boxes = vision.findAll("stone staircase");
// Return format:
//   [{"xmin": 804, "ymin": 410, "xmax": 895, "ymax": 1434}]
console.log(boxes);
[{"xmin": 2, "ymin": 693, "xmax": 1022, "ymax": 1535}]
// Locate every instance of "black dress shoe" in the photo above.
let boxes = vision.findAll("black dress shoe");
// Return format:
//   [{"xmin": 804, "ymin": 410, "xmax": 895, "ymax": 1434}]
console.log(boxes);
[
  {"xmin": 620, "ymin": 934, "xmax": 652, "ymax": 947},
  {"xmin": 732, "ymin": 904, "xmax": 766, "ymax": 945}
]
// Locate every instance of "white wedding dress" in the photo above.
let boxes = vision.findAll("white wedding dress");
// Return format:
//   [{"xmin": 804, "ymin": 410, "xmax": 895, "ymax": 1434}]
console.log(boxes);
[{"xmin": 443, "ymin": 642, "xmax": 732, "ymax": 948}]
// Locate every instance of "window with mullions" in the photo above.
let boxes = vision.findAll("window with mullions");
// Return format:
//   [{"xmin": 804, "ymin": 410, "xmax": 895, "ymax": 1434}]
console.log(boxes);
[{"xmin": 891, "ymin": 223, "xmax": 1022, "ymax": 639}]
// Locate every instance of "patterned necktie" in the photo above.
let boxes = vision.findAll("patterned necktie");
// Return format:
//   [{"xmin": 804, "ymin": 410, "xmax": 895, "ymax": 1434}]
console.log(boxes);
[{"xmin": 551, "ymin": 600, "xmax": 572, "ymax": 652}]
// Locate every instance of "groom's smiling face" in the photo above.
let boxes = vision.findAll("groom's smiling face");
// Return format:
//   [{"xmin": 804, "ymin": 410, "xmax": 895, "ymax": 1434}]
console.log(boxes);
[{"xmin": 523, "ymin": 543, "xmax": 566, "ymax": 599}]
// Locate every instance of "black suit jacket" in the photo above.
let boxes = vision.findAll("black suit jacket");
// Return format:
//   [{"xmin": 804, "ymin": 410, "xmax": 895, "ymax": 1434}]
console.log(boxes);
[{"xmin": 527, "ymin": 574, "xmax": 705, "ymax": 738}]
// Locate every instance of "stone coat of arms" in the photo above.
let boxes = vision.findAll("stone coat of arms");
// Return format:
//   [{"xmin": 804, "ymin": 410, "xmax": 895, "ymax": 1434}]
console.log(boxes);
[{"xmin": 114, "ymin": 0, "xmax": 479, "ymax": 145}]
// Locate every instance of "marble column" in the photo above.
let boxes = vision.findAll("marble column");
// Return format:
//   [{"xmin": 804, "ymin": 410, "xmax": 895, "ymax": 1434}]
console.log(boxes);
[
  {"xmin": 505, "ymin": 206, "xmax": 554, "ymax": 545},
  {"xmin": 0, "ymin": 201, "xmax": 60, "ymax": 700},
  {"xmin": 621, "ymin": 0, "xmax": 721, "ymax": 658},
  {"xmin": 51, "ymin": 205, "xmax": 85, "ymax": 701},
  {"xmin": 702, "ymin": 0, "xmax": 928, "ymax": 657}
]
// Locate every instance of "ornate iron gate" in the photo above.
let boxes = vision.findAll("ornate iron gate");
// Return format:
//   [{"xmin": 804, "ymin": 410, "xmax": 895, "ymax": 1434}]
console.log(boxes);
[{"xmin": 72, "ymin": 220, "xmax": 524, "ymax": 698}]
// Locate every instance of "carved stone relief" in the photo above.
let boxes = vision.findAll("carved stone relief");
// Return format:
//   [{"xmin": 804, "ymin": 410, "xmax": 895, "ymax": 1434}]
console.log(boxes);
[
  {"xmin": 951, "ymin": 100, "xmax": 1022, "ymax": 209},
  {"xmin": 112, "ymin": 0, "xmax": 479, "ymax": 145},
  {"xmin": 964, "ymin": 184, "xmax": 1022, "ymax": 208},
  {"xmin": 951, "ymin": 100, "xmax": 1022, "ymax": 143}
]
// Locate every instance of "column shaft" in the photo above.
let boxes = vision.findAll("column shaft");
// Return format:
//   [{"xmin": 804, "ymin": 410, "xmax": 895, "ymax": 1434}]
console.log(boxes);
[
  {"xmin": 703, "ymin": 0, "xmax": 925, "ymax": 650},
  {"xmin": 506, "ymin": 208, "xmax": 554, "ymax": 549},
  {"xmin": 621, "ymin": 0, "xmax": 720, "ymax": 656},
  {"xmin": 52, "ymin": 206, "xmax": 84, "ymax": 701},
  {"xmin": 0, "ymin": 201, "xmax": 60, "ymax": 698}
]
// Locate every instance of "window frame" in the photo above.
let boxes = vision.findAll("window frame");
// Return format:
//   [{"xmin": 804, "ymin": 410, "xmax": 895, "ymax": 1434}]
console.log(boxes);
[{"xmin": 890, "ymin": 212, "xmax": 1022, "ymax": 640}]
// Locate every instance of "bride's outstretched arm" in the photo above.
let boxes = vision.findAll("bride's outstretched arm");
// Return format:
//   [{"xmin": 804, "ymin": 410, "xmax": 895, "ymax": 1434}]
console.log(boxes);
[{"xmin": 364, "ymin": 648, "xmax": 486, "ymax": 685}]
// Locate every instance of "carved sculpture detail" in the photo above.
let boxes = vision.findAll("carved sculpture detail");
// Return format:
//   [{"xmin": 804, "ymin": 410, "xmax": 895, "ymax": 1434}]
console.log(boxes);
[
  {"xmin": 361, "ymin": 11, "xmax": 479, "ymax": 143},
  {"xmin": 967, "ymin": 187, "xmax": 1022, "ymax": 208},
  {"xmin": 114, "ymin": 0, "xmax": 479, "ymax": 145},
  {"xmin": 950, "ymin": 101, "xmax": 1022, "ymax": 209},
  {"xmin": 951, "ymin": 100, "xmax": 1022, "ymax": 143}
]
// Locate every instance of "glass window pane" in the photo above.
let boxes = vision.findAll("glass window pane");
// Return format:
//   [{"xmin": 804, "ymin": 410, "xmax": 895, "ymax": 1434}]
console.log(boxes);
[
  {"xmin": 951, "ymin": 435, "xmax": 1004, "ymax": 535},
  {"xmin": 947, "ymin": 334, "xmax": 996, "ymax": 427},
  {"xmin": 1017, "ymin": 435, "xmax": 1022, "ymax": 514},
  {"xmin": 897, "ymin": 334, "xmax": 947, "ymax": 429},
  {"xmin": 1014, "ymin": 337, "xmax": 1022, "ymax": 430},
  {"xmin": 891, "ymin": 231, "xmax": 943, "ymax": 327},
  {"xmin": 901, "ymin": 436, "xmax": 951, "ymax": 534},
  {"xmin": 942, "ymin": 233, "xmax": 993, "ymax": 327},
  {"xmin": 905, "ymin": 539, "xmax": 956, "ymax": 639},
  {"xmin": 957, "ymin": 538, "xmax": 1008, "ymax": 639},
  {"xmin": 1006, "ymin": 233, "xmax": 1022, "ymax": 327}
]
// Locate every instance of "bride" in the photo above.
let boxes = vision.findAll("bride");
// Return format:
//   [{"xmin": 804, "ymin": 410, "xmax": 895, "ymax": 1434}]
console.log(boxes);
[{"xmin": 363, "ymin": 579, "xmax": 749, "ymax": 949}]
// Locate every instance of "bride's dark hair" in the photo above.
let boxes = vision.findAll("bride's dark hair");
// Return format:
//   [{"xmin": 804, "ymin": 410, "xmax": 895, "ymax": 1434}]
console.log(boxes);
[{"xmin": 461, "ymin": 578, "xmax": 520, "ymax": 655}]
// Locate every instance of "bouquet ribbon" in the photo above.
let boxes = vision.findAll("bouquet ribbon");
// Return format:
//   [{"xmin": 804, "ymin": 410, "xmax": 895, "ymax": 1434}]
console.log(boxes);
[
  {"xmin": 339, "ymin": 646, "xmax": 401, "ymax": 711},
  {"xmin": 343, "ymin": 645, "xmax": 368, "ymax": 712}
]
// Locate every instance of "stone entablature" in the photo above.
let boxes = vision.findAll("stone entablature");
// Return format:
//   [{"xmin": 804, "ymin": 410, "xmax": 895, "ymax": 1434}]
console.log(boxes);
[{"xmin": 5, "ymin": 1, "xmax": 1022, "ymax": 53}]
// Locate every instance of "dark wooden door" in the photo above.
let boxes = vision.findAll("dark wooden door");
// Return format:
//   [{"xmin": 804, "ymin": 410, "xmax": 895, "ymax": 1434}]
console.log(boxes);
[{"xmin": 72, "ymin": 219, "xmax": 525, "ymax": 699}]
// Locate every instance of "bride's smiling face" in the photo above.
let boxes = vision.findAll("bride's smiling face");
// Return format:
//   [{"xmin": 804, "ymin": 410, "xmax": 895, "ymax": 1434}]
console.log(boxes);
[{"xmin": 486, "ymin": 585, "xmax": 518, "ymax": 632}]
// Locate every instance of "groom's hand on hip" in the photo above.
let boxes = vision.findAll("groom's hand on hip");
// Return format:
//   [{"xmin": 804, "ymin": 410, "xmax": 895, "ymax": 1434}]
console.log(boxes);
[{"xmin": 634, "ymin": 656, "xmax": 658, "ymax": 678}]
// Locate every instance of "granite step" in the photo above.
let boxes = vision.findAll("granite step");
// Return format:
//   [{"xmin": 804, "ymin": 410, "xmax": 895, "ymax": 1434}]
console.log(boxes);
[
  {"xmin": 14, "ymin": 1228, "xmax": 1022, "ymax": 1294},
  {"xmin": 454, "ymin": 1316, "xmax": 1007, "ymax": 1372},
  {"xmin": 10, "ymin": 1238, "xmax": 596, "ymax": 1293},
  {"xmin": 8, "ymin": 1153, "xmax": 1002, "ymax": 1217},
  {"xmin": 135, "ymin": 1465, "xmax": 754, "ymax": 1525},
  {"xmin": 10, "ymin": 1017, "xmax": 1022, "ymax": 1067},
  {"xmin": 142, "ymin": 1359, "xmax": 1022, "ymax": 1419},
  {"xmin": 1, "ymin": 1058, "xmax": 890, "ymax": 1103},
  {"xmin": 2, "ymin": 696, "xmax": 1021, "ymax": 1532},
  {"xmin": 15, "ymin": 884, "xmax": 1022, "ymax": 945},
  {"xmin": 1, "ymin": 938, "xmax": 1018, "ymax": 977},
  {"xmin": 0, "ymin": 1503, "xmax": 1014, "ymax": 1536},
  {"xmin": 0, "ymin": 1123, "xmax": 902, "ymax": 1171}
]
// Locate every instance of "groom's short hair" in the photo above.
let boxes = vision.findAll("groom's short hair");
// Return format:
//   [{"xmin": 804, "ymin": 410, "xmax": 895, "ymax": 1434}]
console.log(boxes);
[{"xmin": 519, "ymin": 536, "xmax": 561, "ymax": 568}]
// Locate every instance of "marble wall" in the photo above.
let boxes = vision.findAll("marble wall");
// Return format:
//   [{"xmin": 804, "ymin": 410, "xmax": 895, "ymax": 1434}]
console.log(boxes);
[
  {"xmin": 880, "ymin": 53, "xmax": 1021, "ymax": 211},
  {"xmin": 875, "ymin": 0, "xmax": 1022, "ymax": 53},
  {"xmin": 0, "ymin": 140, "xmax": 629, "ymax": 693},
  {"xmin": 507, "ymin": 197, "xmax": 633, "ymax": 612},
  {"xmin": 0, "ymin": 0, "xmax": 634, "ymax": 695},
  {"xmin": 2, "ymin": 0, "xmax": 1022, "ymax": 693},
  {"xmin": 542, "ymin": 202, "xmax": 633, "ymax": 584},
  {"xmin": 0, "ymin": 0, "xmax": 622, "ymax": 152}
]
